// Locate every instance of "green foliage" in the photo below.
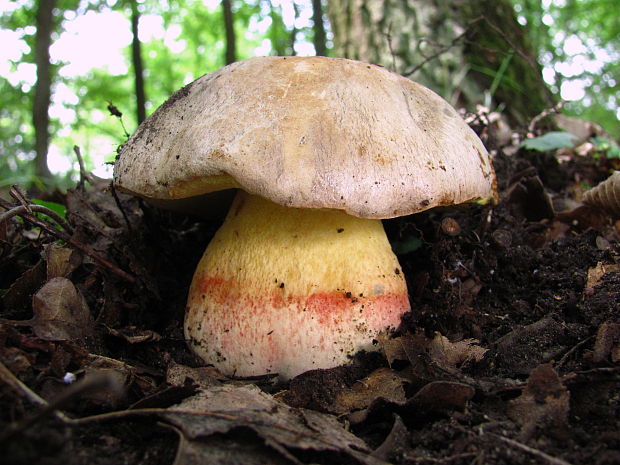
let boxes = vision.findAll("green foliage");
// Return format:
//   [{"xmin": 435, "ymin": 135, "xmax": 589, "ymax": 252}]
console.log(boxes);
[
  {"xmin": 591, "ymin": 137, "xmax": 620, "ymax": 159},
  {"xmin": 31, "ymin": 198, "xmax": 68, "ymax": 219},
  {"xmin": 512, "ymin": 0, "xmax": 620, "ymax": 139},
  {"xmin": 268, "ymin": 2, "xmax": 293, "ymax": 56},
  {"xmin": 1, "ymin": 0, "xmax": 299, "ymax": 190},
  {"xmin": 521, "ymin": 131, "xmax": 578, "ymax": 152},
  {"xmin": 1, "ymin": 0, "xmax": 617, "ymax": 195},
  {"xmin": 391, "ymin": 236, "xmax": 423, "ymax": 255}
]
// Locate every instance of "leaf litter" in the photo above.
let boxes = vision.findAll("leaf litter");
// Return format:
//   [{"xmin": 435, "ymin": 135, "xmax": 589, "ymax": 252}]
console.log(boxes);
[{"xmin": 1, "ymin": 110, "xmax": 619, "ymax": 465}]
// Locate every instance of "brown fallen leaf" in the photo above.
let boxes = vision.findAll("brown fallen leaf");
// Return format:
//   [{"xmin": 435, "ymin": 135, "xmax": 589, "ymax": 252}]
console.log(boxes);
[
  {"xmin": 371, "ymin": 414, "xmax": 410, "ymax": 462},
  {"xmin": 377, "ymin": 332, "xmax": 407, "ymax": 366},
  {"xmin": 31, "ymin": 277, "xmax": 94, "ymax": 342},
  {"xmin": 585, "ymin": 261, "xmax": 620, "ymax": 290},
  {"xmin": 506, "ymin": 172, "xmax": 554, "ymax": 221},
  {"xmin": 347, "ymin": 379, "xmax": 476, "ymax": 426},
  {"xmin": 166, "ymin": 360, "xmax": 227, "ymax": 389},
  {"xmin": 171, "ymin": 429, "xmax": 293, "ymax": 465},
  {"xmin": 410, "ymin": 381, "xmax": 475, "ymax": 413},
  {"xmin": 105, "ymin": 325, "xmax": 162, "ymax": 344},
  {"xmin": 508, "ymin": 363, "xmax": 569, "ymax": 440},
  {"xmin": 383, "ymin": 331, "xmax": 487, "ymax": 386},
  {"xmin": 86, "ymin": 353, "xmax": 160, "ymax": 394},
  {"xmin": 583, "ymin": 170, "xmax": 620, "ymax": 217},
  {"xmin": 44, "ymin": 243, "xmax": 82, "ymax": 279},
  {"xmin": 428, "ymin": 332, "xmax": 488, "ymax": 370},
  {"xmin": 593, "ymin": 322, "xmax": 620, "ymax": 364},
  {"xmin": 399, "ymin": 331, "xmax": 441, "ymax": 384},
  {"xmin": 332, "ymin": 367, "xmax": 407, "ymax": 415},
  {"xmin": 2, "ymin": 260, "xmax": 47, "ymax": 315},
  {"xmin": 72, "ymin": 367, "xmax": 129, "ymax": 408},
  {"xmin": 162, "ymin": 384, "xmax": 388, "ymax": 465}
]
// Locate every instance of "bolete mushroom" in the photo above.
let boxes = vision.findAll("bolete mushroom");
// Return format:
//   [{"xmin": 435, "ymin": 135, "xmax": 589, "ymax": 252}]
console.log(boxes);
[{"xmin": 114, "ymin": 56, "xmax": 496, "ymax": 380}]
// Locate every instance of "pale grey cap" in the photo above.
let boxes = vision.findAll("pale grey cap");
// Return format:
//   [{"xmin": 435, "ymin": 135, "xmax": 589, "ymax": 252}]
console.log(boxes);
[{"xmin": 114, "ymin": 56, "xmax": 496, "ymax": 219}]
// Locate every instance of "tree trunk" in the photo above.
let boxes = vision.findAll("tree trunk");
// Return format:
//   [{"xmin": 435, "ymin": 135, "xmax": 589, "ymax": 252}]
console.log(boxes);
[
  {"xmin": 130, "ymin": 0, "xmax": 146, "ymax": 124},
  {"xmin": 312, "ymin": 0, "xmax": 327, "ymax": 56},
  {"xmin": 327, "ymin": 0, "xmax": 553, "ymax": 125},
  {"xmin": 33, "ymin": 0, "xmax": 55, "ymax": 180},
  {"xmin": 222, "ymin": 0, "xmax": 236, "ymax": 65}
]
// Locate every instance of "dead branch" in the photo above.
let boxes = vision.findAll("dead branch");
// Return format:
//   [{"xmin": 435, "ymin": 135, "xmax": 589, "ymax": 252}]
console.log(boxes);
[
  {"xmin": 403, "ymin": 16, "xmax": 484, "ymax": 77},
  {"xmin": 73, "ymin": 145, "xmax": 94, "ymax": 189},
  {"xmin": 0, "ymin": 363, "xmax": 124, "ymax": 441},
  {"xmin": 489, "ymin": 433, "xmax": 574, "ymax": 465},
  {"xmin": 0, "ymin": 196, "xmax": 135, "ymax": 282},
  {"xmin": 528, "ymin": 101, "xmax": 565, "ymax": 135},
  {"xmin": 110, "ymin": 181, "xmax": 133, "ymax": 233},
  {"xmin": 0, "ymin": 204, "xmax": 73, "ymax": 235},
  {"xmin": 0, "ymin": 361, "xmax": 73, "ymax": 436}
]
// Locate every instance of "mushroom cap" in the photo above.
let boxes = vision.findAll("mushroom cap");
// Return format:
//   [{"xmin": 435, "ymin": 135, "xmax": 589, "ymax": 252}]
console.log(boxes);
[{"xmin": 114, "ymin": 56, "xmax": 496, "ymax": 219}]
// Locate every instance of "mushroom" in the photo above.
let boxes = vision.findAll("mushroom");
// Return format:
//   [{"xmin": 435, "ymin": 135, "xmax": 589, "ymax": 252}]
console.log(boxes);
[{"xmin": 114, "ymin": 56, "xmax": 496, "ymax": 380}]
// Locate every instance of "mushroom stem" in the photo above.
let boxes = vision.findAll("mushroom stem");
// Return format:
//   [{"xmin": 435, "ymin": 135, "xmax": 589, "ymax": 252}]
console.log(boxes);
[{"xmin": 185, "ymin": 190, "xmax": 410, "ymax": 380}]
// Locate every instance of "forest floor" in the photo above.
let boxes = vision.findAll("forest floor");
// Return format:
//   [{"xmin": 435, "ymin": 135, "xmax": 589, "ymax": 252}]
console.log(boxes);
[{"xmin": 0, "ymin": 112, "xmax": 619, "ymax": 465}]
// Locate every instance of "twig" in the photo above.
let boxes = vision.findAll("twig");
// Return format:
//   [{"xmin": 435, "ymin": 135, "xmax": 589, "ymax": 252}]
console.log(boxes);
[
  {"xmin": 404, "ymin": 17, "xmax": 484, "ymax": 77},
  {"xmin": 404, "ymin": 453, "xmax": 477, "ymax": 464},
  {"xmin": 385, "ymin": 22, "xmax": 397, "ymax": 70},
  {"xmin": 528, "ymin": 101, "xmax": 565, "ymax": 135},
  {"xmin": 5, "ymin": 185, "xmax": 72, "ymax": 233},
  {"xmin": 110, "ymin": 182, "xmax": 133, "ymax": 233},
  {"xmin": 488, "ymin": 433, "xmax": 574, "ymax": 465},
  {"xmin": 0, "ymin": 361, "xmax": 56, "ymax": 410},
  {"xmin": 0, "ymin": 197, "xmax": 135, "ymax": 282},
  {"xmin": 0, "ymin": 205, "xmax": 73, "ymax": 235},
  {"xmin": 556, "ymin": 335, "xmax": 594, "ymax": 370},
  {"xmin": 0, "ymin": 365, "xmax": 124, "ymax": 441},
  {"xmin": 0, "ymin": 361, "xmax": 73, "ymax": 431},
  {"xmin": 73, "ymin": 146, "xmax": 93, "ymax": 189},
  {"xmin": 9, "ymin": 185, "xmax": 30, "ymax": 209}
]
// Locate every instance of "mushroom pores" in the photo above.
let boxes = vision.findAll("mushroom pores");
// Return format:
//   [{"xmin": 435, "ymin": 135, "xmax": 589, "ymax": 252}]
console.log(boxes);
[{"xmin": 185, "ymin": 191, "xmax": 410, "ymax": 380}]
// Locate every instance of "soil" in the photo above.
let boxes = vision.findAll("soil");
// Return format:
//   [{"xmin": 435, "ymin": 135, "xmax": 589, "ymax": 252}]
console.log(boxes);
[{"xmin": 1, "ymin": 114, "xmax": 619, "ymax": 465}]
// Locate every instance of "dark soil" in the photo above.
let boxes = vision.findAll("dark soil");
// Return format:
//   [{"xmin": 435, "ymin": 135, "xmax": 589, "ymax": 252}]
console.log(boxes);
[{"xmin": 1, "ymin": 117, "xmax": 619, "ymax": 464}]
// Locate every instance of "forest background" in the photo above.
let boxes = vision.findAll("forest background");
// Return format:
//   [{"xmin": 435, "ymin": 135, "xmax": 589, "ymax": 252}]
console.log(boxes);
[{"xmin": 0, "ymin": 0, "xmax": 618, "ymax": 190}]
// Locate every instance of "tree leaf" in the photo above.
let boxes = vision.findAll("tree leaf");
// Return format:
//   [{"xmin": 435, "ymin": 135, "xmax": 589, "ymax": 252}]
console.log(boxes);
[
  {"xmin": 31, "ymin": 277, "xmax": 94, "ymax": 341},
  {"xmin": 521, "ymin": 131, "xmax": 578, "ymax": 151},
  {"xmin": 161, "ymin": 384, "xmax": 388, "ymax": 465},
  {"xmin": 44, "ymin": 243, "xmax": 81, "ymax": 279},
  {"xmin": 32, "ymin": 198, "xmax": 67, "ymax": 219},
  {"xmin": 508, "ymin": 364, "xmax": 569, "ymax": 440}
]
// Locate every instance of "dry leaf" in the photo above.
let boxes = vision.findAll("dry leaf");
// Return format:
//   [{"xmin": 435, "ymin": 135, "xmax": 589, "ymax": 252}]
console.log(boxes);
[
  {"xmin": 347, "ymin": 379, "xmax": 476, "ymax": 426},
  {"xmin": 428, "ymin": 332, "xmax": 488, "ymax": 369},
  {"xmin": 410, "ymin": 381, "xmax": 475, "ymax": 412},
  {"xmin": 371, "ymin": 415, "xmax": 410, "ymax": 462},
  {"xmin": 555, "ymin": 114, "xmax": 604, "ymax": 143},
  {"xmin": 162, "ymin": 384, "xmax": 387, "ymax": 465},
  {"xmin": 333, "ymin": 367, "xmax": 407, "ymax": 414},
  {"xmin": 593, "ymin": 322, "xmax": 620, "ymax": 364},
  {"xmin": 583, "ymin": 171, "xmax": 620, "ymax": 217},
  {"xmin": 508, "ymin": 363, "xmax": 569, "ymax": 440},
  {"xmin": 44, "ymin": 243, "xmax": 81, "ymax": 279},
  {"xmin": 166, "ymin": 361, "xmax": 226, "ymax": 389},
  {"xmin": 31, "ymin": 277, "xmax": 94, "ymax": 341},
  {"xmin": 385, "ymin": 332, "xmax": 487, "ymax": 385},
  {"xmin": 2, "ymin": 260, "xmax": 47, "ymax": 313},
  {"xmin": 172, "ymin": 430, "xmax": 292, "ymax": 465},
  {"xmin": 377, "ymin": 333, "xmax": 407, "ymax": 366},
  {"xmin": 585, "ymin": 262, "xmax": 620, "ymax": 290},
  {"xmin": 105, "ymin": 325, "xmax": 162, "ymax": 344}
]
